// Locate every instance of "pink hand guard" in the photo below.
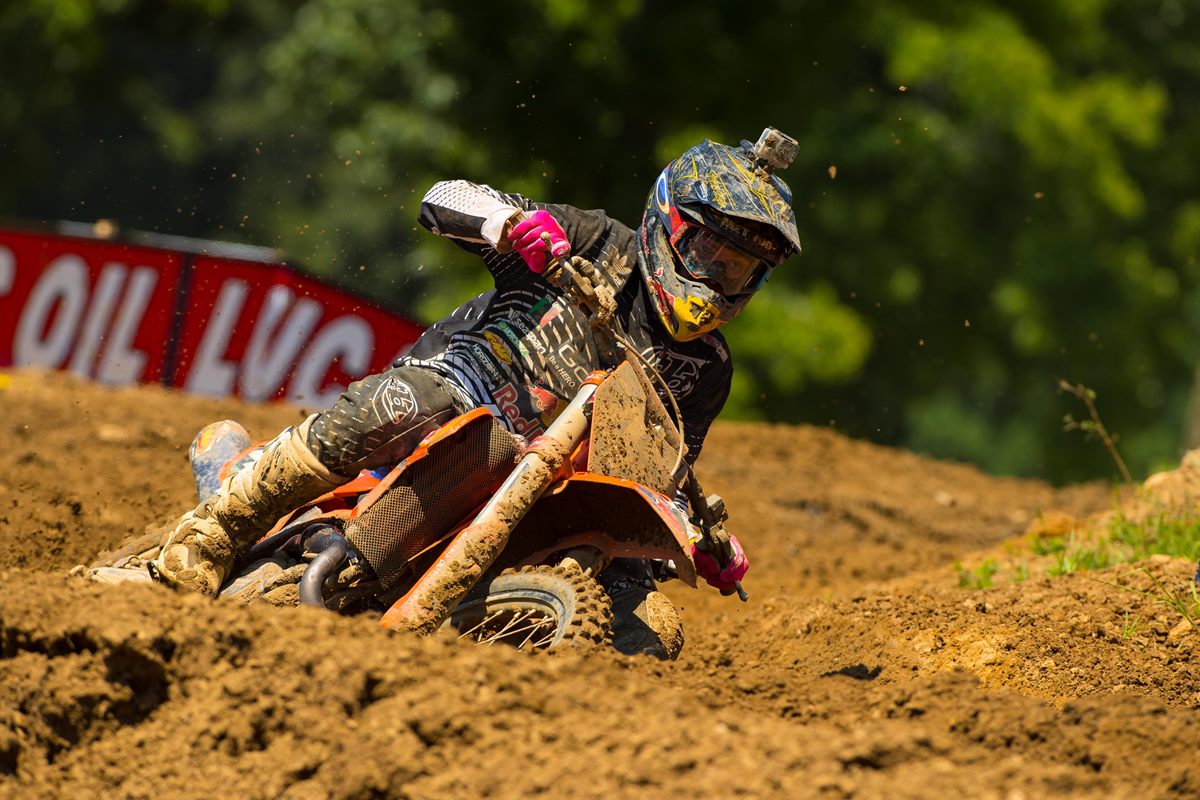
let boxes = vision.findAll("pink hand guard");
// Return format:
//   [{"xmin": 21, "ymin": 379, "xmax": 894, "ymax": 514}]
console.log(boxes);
[
  {"xmin": 508, "ymin": 210, "xmax": 570, "ymax": 273},
  {"xmin": 692, "ymin": 535, "xmax": 748, "ymax": 591}
]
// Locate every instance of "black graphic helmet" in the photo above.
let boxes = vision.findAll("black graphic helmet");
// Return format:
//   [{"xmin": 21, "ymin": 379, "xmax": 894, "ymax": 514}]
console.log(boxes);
[{"xmin": 638, "ymin": 128, "xmax": 802, "ymax": 341}]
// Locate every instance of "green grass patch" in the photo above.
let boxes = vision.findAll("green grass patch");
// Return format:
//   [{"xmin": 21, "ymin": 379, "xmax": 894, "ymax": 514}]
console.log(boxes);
[
  {"xmin": 1108, "ymin": 512, "xmax": 1200, "ymax": 561},
  {"xmin": 1088, "ymin": 567, "xmax": 1200, "ymax": 628},
  {"xmin": 957, "ymin": 508, "xmax": 1200, "ymax": 589},
  {"xmin": 1033, "ymin": 511, "xmax": 1200, "ymax": 578},
  {"xmin": 956, "ymin": 558, "xmax": 999, "ymax": 589}
]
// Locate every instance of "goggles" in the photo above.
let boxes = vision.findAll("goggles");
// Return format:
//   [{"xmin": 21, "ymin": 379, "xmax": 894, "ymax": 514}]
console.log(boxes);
[{"xmin": 668, "ymin": 222, "xmax": 772, "ymax": 297}]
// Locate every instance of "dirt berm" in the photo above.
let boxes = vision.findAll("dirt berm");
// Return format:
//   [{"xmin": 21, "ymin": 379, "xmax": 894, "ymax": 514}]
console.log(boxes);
[{"xmin": 2, "ymin": 369, "xmax": 1198, "ymax": 799}]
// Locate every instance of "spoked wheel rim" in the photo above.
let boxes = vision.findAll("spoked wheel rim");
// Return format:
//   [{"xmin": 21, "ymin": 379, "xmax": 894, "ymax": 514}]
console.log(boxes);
[
  {"xmin": 448, "ymin": 586, "xmax": 569, "ymax": 651},
  {"xmin": 443, "ymin": 565, "xmax": 612, "ymax": 651}
]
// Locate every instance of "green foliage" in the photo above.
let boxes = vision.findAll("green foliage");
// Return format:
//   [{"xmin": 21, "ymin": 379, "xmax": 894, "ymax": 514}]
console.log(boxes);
[
  {"xmin": 722, "ymin": 283, "xmax": 872, "ymax": 419},
  {"xmin": 956, "ymin": 558, "xmax": 999, "ymax": 589},
  {"xmin": 1108, "ymin": 510, "xmax": 1200, "ymax": 561},
  {"xmin": 1098, "ymin": 567, "xmax": 1200, "ymax": 628},
  {"xmin": 4, "ymin": 0, "xmax": 1200, "ymax": 484},
  {"xmin": 1121, "ymin": 610, "xmax": 1143, "ymax": 639},
  {"xmin": 1035, "ymin": 511, "xmax": 1200, "ymax": 577},
  {"xmin": 959, "ymin": 507, "xmax": 1200, "ymax": 592},
  {"xmin": 1045, "ymin": 534, "xmax": 1118, "ymax": 576}
]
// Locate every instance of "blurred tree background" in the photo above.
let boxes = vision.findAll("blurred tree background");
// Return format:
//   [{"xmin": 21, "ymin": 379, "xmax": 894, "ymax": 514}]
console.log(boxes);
[{"xmin": 2, "ymin": 0, "xmax": 1198, "ymax": 484}]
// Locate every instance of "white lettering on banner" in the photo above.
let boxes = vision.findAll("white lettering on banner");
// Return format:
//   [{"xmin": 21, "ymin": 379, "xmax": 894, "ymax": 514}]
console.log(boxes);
[
  {"xmin": 69, "ymin": 263, "xmax": 126, "ymax": 377},
  {"xmin": 290, "ymin": 316, "xmax": 373, "ymax": 407},
  {"xmin": 0, "ymin": 246, "xmax": 13, "ymax": 296},
  {"xmin": 97, "ymin": 267, "xmax": 156, "ymax": 385},
  {"xmin": 14, "ymin": 254, "xmax": 88, "ymax": 368},
  {"xmin": 240, "ymin": 285, "xmax": 323, "ymax": 402},
  {"xmin": 185, "ymin": 279, "xmax": 249, "ymax": 397}
]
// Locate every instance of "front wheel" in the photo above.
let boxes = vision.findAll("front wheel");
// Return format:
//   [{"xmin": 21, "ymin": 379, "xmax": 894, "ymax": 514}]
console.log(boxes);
[{"xmin": 445, "ymin": 564, "xmax": 612, "ymax": 651}]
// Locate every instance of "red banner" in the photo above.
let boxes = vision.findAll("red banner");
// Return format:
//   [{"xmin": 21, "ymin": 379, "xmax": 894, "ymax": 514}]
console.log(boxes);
[{"xmin": 0, "ymin": 226, "xmax": 424, "ymax": 405}]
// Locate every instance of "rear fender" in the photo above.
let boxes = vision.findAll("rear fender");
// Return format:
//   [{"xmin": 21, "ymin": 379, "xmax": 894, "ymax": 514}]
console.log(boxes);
[
  {"xmin": 256, "ymin": 409, "xmax": 500, "ymax": 549},
  {"xmin": 503, "ymin": 473, "xmax": 697, "ymax": 586}
]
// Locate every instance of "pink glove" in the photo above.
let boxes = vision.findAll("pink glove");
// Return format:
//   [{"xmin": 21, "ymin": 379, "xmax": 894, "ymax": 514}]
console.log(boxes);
[
  {"xmin": 507, "ymin": 210, "xmax": 570, "ymax": 273},
  {"xmin": 692, "ymin": 535, "xmax": 748, "ymax": 592}
]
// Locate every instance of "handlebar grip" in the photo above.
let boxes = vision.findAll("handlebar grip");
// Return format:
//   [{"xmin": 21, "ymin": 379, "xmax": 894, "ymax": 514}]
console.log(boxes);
[{"xmin": 541, "ymin": 232, "xmax": 571, "ymax": 261}]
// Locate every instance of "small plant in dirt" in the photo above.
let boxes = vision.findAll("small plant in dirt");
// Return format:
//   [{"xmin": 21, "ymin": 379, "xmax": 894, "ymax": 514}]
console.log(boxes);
[
  {"xmin": 1091, "ymin": 567, "xmax": 1200, "ymax": 630},
  {"xmin": 1059, "ymin": 379, "xmax": 1134, "ymax": 485},
  {"xmin": 1045, "ymin": 532, "xmax": 1118, "ymax": 577},
  {"xmin": 956, "ymin": 558, "xmax": 999, "ymax": 589},
  {"xmin": 1121, "ymin": 610, "xmax": 1143, "ymax": 639},
  {"xmin": 1139, "ymin": 568, "xmax": 1200, "ymax": 627}
]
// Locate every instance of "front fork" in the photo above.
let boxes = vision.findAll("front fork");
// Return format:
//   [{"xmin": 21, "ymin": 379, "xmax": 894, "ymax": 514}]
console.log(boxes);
[
  {"xmin": 378, "ymin": 376, "xmax": 604, "ymax": 635},
  {"xmin": 685, "ymin": 467, "xmax": 749, "ymax": 602}
]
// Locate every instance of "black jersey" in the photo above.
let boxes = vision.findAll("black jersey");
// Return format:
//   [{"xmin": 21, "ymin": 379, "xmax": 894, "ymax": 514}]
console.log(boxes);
[{"xmin": 399, "ymin": 180, "xmax": 732, "ymax": 463}]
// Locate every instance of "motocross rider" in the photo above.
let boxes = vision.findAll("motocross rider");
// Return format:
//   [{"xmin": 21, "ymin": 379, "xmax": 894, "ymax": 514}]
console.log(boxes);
[{"xmin": 154, "ymin": 128, "xmax": 802, "ymax": 658}]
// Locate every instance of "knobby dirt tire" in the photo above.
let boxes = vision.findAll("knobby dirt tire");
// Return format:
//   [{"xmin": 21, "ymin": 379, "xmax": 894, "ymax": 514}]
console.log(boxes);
[{"xmin": 446, "ymin": 564, "xmax": 613, "ymax": 650}]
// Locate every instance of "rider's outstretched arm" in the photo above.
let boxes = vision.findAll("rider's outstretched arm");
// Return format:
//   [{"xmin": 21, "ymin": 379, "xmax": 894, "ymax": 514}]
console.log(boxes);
[
  {"xmin": 417, "ymin": 179, "xmax": 618, "ymax": 283},
  {"xmin": 417, "ymin": 180, "xmax": 529, "ymax": 255}
]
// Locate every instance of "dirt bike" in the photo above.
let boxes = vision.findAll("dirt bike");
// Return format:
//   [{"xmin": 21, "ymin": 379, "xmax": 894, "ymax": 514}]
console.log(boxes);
[{"xmin": 89, "ymin": 243, "xmax": 745, "ymax": 652}]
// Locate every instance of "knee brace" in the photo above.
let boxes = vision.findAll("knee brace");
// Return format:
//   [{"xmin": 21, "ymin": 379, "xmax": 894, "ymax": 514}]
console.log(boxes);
[{"xmin": 307, "ymin": 367, "xmax": 464, "ymax": 474}]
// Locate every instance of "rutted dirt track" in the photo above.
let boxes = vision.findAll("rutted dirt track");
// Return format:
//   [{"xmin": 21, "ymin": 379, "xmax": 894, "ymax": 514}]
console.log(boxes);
[{"xmin": 2, "ymin": 369, "xmax": 1199, "ymax": 799}]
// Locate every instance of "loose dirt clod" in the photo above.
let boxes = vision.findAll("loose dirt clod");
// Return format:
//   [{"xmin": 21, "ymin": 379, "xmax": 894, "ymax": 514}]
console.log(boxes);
[{"xmin": 2, "ymin": 369, "xmax": 1197, "ymax": 799}]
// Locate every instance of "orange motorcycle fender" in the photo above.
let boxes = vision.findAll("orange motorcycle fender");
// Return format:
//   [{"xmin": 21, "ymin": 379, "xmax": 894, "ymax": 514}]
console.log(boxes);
[{"xmin": 504, "ymin": 473, "xmax": 697, "ymax": 587}]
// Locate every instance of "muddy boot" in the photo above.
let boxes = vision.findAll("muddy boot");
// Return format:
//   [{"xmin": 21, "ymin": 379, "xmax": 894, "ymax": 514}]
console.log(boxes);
[
  {"xmin": 77, "ymin": 526, "xmax": 169, "ymax": 586},
  {"xmin": 601, "ymin": 558, "xmax": 685, "ymax": 661},
  {"xmin": 155, "ymin": 416, "xmax": 345, "ymax": 596}
]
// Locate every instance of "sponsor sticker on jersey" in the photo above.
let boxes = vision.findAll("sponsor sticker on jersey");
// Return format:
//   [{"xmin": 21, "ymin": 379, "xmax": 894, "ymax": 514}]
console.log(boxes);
[
  {"xmin": 503, "ymin": 313, "xmax": 547, "ymax": 357},
  {"xmin": 484, "ymin": 330, "xmax": 513, "ymax": 365},
  {"xmin": 495, "ymin": 320, "xmax": 534, "ymax": 363},
  {"xmin": 539, "ymin": 301, "xmax": 562, "ymax": 327},
  {"xmin": 701, "ymin": 333, "xmax": 729, "ymax": 363},
  {"xmin": 468, "ymin": 342, "xmax": 503, "ymax": 382},
  {"xmin": 494, "ymin": 382, "xmax": 542, "ymax": 436},
  {"xmin": 529, "ymin": 295, "xmax": 553, "ymax": 319},
  {"xmin": 552, "ymin": 341, "xmax": 589, "ymax": 386},
  {"xmin": 528, "ymin": 384, "xmax": 564, "ymax": 426}
]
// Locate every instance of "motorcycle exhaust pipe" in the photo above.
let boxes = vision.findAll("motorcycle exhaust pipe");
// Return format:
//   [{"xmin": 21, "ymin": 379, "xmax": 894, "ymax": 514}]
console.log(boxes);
[{"xmin": 299, "ymin": 525, "xmax": 350, "ymax": 608}]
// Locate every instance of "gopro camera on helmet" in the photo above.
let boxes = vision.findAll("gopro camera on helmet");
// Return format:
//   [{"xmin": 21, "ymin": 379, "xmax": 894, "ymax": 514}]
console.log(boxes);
[{"xmin": 748, "ymin": 127, "xmax": 798, "ymax": 174}]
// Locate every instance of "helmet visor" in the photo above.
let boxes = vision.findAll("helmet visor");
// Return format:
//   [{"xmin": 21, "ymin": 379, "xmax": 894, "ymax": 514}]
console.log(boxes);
[{"xmin": 669, "ymin": 224, "xmax": 771, "ymax": 296}]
